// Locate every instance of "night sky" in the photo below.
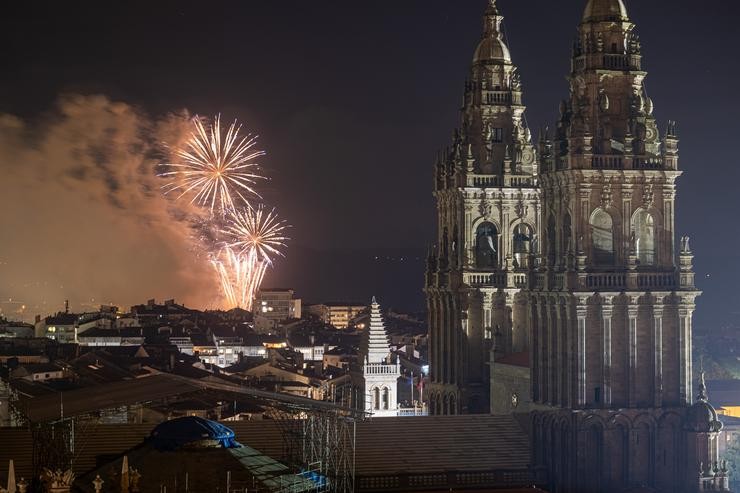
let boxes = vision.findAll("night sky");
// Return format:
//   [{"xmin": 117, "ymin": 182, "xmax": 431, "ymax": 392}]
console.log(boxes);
[{"xmin": 1, "ymin": 1, "xmax": 738, "ymax": 329}]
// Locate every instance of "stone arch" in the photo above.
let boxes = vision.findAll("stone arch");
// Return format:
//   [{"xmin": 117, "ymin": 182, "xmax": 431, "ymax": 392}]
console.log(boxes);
[
  {"xmin": 474, "ymin": 221, "xmax": 500, "ymax": 269},
  {"xmin": 606, "ymin": 416, "xmax": 630, "ymax": 489},
  {"xmin": 382, "ymin": 387, "xmax": 390, "ymax": 410},
  {"xmin": 656, "ymin": 412, "xmax": 682, "ymax": 489},
  {"xmin": 590, "ymin": 208, "xmax": 615, "ymax": 265},
  {"xmin": 512, "ymin": 222, "xmax": 534, "ymax": 269},
  {"xmin": 554, "ymin": 418, "xmax": 571, "ymax": 490},
  {"xmin": 632, "ymin": 414, "xmax": 656, "ymax": 485},
  {"xmin": 449, "ymin": 393, "xmax": 457, "ymax": 415},
  {"xmin": 372, "ymin": 386, "xmax": 380, "ymax": 410},
  {"xmin": 631, "ymin": 208, "xmax": 656, "ymax": 265},
  {"xmin": 583, "ymin": 419, "xmax": 605, "ymax": 492}
]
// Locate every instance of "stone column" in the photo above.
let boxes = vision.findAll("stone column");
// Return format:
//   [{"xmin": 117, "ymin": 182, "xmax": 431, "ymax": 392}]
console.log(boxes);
[
  {"xmin": 548, "ymin": 299, "xmax": 557, "ymax": 405},
  {"xmin": 531, "ymin": 296, "xmax": 541, "ymax": 402},
  {"xmin": 678, "ymin": 300, "xmax": 695, "ymax": 404},
  {"xmin": 538, "ymin": 299, "xmax": 549, "ymax": 404},
  {"xmin": 576, "ymin": 298, "xmax": 589, "ymax": 407},
  {"xmin": 602, "ymin": 297, "xmax": 614, "ymax": 406},
  {"xmin": 653, "ymin": 301, "xmax": 664, "ymax": 408},
  {"xmin": 627, "ymin": 297, "xmax": 639, "ymax": 407},
  {"xmin": 556, "ymin": 298, "xmax": 565, "ymax": 407},
  {"xmin": 430, "ymin": 295, "xmax": 438, "ymax": 383}
]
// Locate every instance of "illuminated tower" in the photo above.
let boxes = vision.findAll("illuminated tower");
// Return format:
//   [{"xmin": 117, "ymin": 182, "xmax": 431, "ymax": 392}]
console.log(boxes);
[
  {"xmin": 425, "ymin": 0, "xmax": 541, "ymax": 415},
  {"xmin": 361, "ymin": 297, "xmax": 400, "ymax": 417},
  {"xmin": 530, "ymin": 1, "xmax": 729, "ymax": 491}
]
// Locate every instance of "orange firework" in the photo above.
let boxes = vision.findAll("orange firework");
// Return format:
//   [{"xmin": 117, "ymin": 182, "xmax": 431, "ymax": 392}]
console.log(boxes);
[{"xmin": 160, "ymin": 115, "xmax": 265, "ymax": 214}]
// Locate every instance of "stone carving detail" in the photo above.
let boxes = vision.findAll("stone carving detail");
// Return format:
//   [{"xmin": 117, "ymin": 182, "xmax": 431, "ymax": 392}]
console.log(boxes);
[
  {"xmin": 642, "ymin": 184, "xmax": 654, "ymax": 207},
  {"xmin": 479, "ymin": 198, "xmax": 492, "ymax": 218},
  {"xmin": 600, "ymin": 183, "xmax": 613, "ymax": 208},
  {"xmin": 40, "ymin": 469, "xmax": 75, "ymax": 493},
  {"xmin": 515, "ymin": 197, "xmax": 528, "ymax": 219}
]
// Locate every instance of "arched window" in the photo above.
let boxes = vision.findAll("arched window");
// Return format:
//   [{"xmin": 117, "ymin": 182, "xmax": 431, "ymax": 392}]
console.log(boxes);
[
  {"xmin": 382, "ymin": 387, "xmax": 389, "ymax": 410},
  {"xmin": 513, "ymin": 224, "xmax": 532, "ymax": 268},
  {"xmin": 590, "ymin": 210, "xmax": 615, "ymax": 265},
  {"xmin": 475, "ymin": 222, "xmax": 498, "ymax": 269},
  {"xmin": 373, "ymin": 387, "xmax": 380, "ymax": 410},
  {"xmin": 633, "ymin": 210, "xmax": 655, "ymax": 265}
]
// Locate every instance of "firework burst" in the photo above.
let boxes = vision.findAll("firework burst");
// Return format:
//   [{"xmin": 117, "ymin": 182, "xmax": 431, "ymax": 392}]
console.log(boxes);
[
  {"xmin": 161, "ymin": 115, "xmax": 289, "ymax": 311},
  {"xmin": 212, "ymin": 206, "xmax": 288, "ymax": 310},
  {"xmin": 160, "ymin": 115, "xmax": 265, "ymax": 214},
  {"xmin": 223, "ymin": 206, "xmax": 289, "ymax": 261}
]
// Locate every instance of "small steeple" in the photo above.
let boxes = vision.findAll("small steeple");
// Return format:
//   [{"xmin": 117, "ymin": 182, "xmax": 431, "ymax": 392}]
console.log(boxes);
[
  {"xmin": 697, "ymin": 371, "xmax": 708, "ymax": 403},
  {"xmin": 474, "ymin": 0, "xmax": 511, "ymax": 63},
  {"xmin": 697, "ymin": 359, "xmax": 708, "ymax": 403},
  {"xmin": 364, "ymin": 297, "xmax": 391, "ymax": 364},
  {"xmin": 582, "ymin": 0, "xmax": 629, "ymax": 23}
]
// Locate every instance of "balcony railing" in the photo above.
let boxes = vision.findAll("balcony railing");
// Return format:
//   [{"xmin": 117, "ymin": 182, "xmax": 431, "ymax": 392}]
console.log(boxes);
[
  {"xmin": 465, "ymin": 273, "xmax": 507, "ymax": 287},
  {"xmin": 358, "ymin": 468, "xmax": 547, "ymax": 492},
  {"xmin": 364, "ymin": 364, "xmax": 399, "ymax": 375},
  {"xmin": 468, "ymin": 175, "xmax": 500, "ymax": 188}
]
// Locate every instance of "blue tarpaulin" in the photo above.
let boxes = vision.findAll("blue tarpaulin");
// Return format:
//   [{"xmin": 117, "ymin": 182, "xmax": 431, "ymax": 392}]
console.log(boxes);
[{"xmin": 149, "ymin": 416, "xmax": 242, "ymax": 451}]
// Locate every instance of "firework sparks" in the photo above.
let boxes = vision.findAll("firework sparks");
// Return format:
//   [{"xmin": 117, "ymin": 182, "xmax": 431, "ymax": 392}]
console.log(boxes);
[
  {"xmin": 223, "ymin": 206, "xmax": 289, "ymax": 262},
  {"xmin": 160, "ymin": 115, "xmax": 265, "ymax": 214},
  {"xmin": 162, "ymin": 115, "xmax": 288, "ymax": 311},
  {"xmin": 212, "ymin": 206, "xmax": 288, "ymax": 310},
  {"xmin": 210, "ymin": 247, "xmax": 268, "ymax": 311}
]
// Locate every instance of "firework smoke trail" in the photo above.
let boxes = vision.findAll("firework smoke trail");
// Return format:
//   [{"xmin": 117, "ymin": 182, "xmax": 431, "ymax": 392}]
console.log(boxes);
[
  {"xmin": 159, "ymin": 115, "xmax": 265, "ymax": 215},
  {"xmin": 161, "ymin": 115, "xmax": 289, "ymax": 310}
]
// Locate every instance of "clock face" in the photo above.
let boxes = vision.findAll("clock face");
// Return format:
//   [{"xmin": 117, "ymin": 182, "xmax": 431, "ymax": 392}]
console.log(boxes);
[
  {"xmin": 522, "ymin": 149, "xmax": 535, "ymax": 165},
  {"xmin": 511, "ymin": 392, "xmax": 519, "ymax": 408}
]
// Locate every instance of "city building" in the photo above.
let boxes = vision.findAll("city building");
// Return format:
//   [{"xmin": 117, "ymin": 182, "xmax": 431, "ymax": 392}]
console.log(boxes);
[
  {"xmin": 254, "ymin": 288, "xmax": 301, "ymax": 323},
  {"xmin": 426, "ymin": 0, "xmax": 730, "ymax": 491},
  {"xmin": 306, "ymin": 302, "xmax": 366, "ymax": 329},
  {"xmin": 360, "ymin": 298, "xmax": 400, "ymax": 417},
  {"xmin": 35, "ymin": 311, "xmax": 79, "ymax": 343}
]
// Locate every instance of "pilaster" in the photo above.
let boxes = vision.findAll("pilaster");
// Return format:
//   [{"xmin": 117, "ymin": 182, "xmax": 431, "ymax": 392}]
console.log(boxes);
[
  {"xmin": 627, "ymin": 296, "xmax": 639, "ymax": 407},
  {"xmin": 652, "ymin": 300, "xmax": 664, "ymax": 407},
  {"xmin": 601, "ymin": 296, "xmax": 615, "ymax": 407}
]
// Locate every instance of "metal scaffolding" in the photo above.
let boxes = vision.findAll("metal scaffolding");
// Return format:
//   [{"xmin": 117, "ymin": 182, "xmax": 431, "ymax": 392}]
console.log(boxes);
[{"xmin": 10, "ymin": 373, "xmax": 366, "ymax": 493}]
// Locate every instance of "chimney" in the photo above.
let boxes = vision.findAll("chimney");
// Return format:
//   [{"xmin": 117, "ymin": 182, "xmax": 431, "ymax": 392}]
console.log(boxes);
[{"xmin": 64, "ymin": 300, "xmax": 69, "ymax": 314}]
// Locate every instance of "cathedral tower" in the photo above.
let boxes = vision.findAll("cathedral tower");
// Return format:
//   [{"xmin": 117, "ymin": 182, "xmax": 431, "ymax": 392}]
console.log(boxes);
[
  {"xmin": 425, "ymin": 0, "xmax": 541, "ymax": 415},
  {"xmin": 530, "ymin": 0, "xmax": 729, "ymax": 491}
]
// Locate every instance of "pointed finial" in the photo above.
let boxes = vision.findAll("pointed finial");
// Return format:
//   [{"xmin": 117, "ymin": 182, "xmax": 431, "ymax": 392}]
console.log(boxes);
[
  {"xmin": 371, "ymin": 296, "xmax": 378, "ymax": 306},
  {"xmin": 487, "ymin": 0, "xmax": 499, "ymax": 14},
  {"xmin": 697, "ymin": 358, "xmax": 708, "ymax": 402}
]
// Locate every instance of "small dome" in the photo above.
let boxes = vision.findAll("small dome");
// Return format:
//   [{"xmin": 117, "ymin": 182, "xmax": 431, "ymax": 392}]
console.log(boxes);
[
  {"xmin": 582, "ymin": 0, "xmax": 629, "ymax": 23},
  {"xmin": 686, "ymin": 401, "xmax": 723, "ymax": 433},
  {"xmin": 473, "ymin": 36, "xmax": 511, "ymax": 64},
  {"xmin": 150, "ymin": 416, "xmax": 241, "ymax": 451}
]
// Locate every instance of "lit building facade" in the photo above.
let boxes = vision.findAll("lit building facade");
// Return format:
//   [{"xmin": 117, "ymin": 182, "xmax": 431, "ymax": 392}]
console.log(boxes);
[
  {"xmin": 255, "ymin": 289, "xmax": 301, "ymax": 322},
  {"xmin": 427, "ymin": 0, "xmax": 730, "ymax": 491},
  {"xmin": 425, "ymin": 0, "xmax": 540, "ymax": 414}
]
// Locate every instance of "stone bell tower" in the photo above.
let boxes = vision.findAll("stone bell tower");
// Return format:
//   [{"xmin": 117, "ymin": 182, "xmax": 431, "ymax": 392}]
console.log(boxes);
[
  {"xmin": 530, "ymin": 0, "xmax": 730, "ymax": 492},
  {"xmin": 425, "ymin": 0, "xmax": 541, "ymax": 415}
]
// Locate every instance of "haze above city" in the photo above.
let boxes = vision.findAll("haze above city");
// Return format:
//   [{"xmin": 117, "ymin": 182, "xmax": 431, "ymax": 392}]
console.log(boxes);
[{"xmin": 1, "ymin": 0, "xmax": 738, "ymax": 329}]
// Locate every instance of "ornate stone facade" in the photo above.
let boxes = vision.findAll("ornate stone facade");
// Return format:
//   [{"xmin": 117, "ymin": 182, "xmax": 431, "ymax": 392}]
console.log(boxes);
[
  {"xmin": 427, "ymin": 0, "xmax": 730, "ymax": 491},
  {"xmin": 425, "ymin": 0, "xmax": 540, "ymax": 414}
]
